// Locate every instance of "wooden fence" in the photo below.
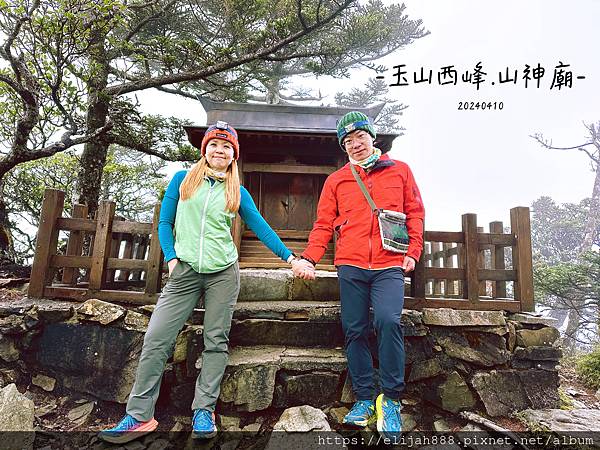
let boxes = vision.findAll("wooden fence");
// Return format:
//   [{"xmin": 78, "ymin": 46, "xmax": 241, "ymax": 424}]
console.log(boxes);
[{"xmin": 28, "ymin": 189, "xmax": 534, "ymax": 312}]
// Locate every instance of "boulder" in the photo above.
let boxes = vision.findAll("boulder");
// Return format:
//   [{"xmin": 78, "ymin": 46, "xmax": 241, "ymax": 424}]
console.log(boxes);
[
  {"xmin": 516, "ymin": 327, "xmax": 560, "ymax": 347},
  {"xmin": 220, "ymin": 365, "xmax": 278, "ymax": 412},
  {"xmin": 0, "ymin": 335, "xmax": 19, "ymax": 362},
  {"xmin": 0, "ymin": 384, "xmax": 35, "ymax": 449},
  {"xmin": 408, "ymin": 358, "xmax": 444, "ymax": 382},
  {"xmin": 77, "ymin": 299, "xmax": 126, "ymax": 325},
  {"xmin": 67, "ymin": 401, "xmax": 95, "ymax": 427},
  {"xmin": 422, "ymin": 308, "xmax": 506, "ymax": 326},
  {"xmin": 0, "ymin": 315, "xmax": 28, "ymax": 334},
  {"xmin": 425, "ymin": 371, "xmax": 475, "ymax": 413},
  {"xmin": 123, "ymin": 310, "xmax": 150, "ymax": 332},
  {"xmin": 33, "ymin": 322, "xmax": 144, "ymax": 403},
  {"xmin": 328, "ymin": 407, "xmax": 349, "ymax": 425},
  {"xmin": 273, "ymin": 405, "xmax": 331, "ymax": 432},
  {"xmin": 434, "ymin": 330, "xmax": 509, "ymax": 366},
  {"xmin": 471, "ymin": 370, "xmax": 530, "ymax": 416},
  {"xmin": 508, "ymin": 313, "xmax": 557, "ymax": 327},
  {"xmin": 402, "ymin": 413, "xmax": 417, "ymax": 432},
  {"xmin": 274, "ymin": 372, "xmax": 340, "ymax": 408},
  {"xmin": 512, "ymin": 346, "xmax": 562, "ymax": 361},
  {"xmin": 520, "ymin": 409, "xmax": 600, "ymax": 432},
  {"xmin": 32, "ymin": 374, "xmax": 56, "ymax": 392}
]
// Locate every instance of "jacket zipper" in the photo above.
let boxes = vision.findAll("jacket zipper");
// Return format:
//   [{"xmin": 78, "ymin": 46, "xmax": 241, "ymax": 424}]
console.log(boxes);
[
  {"xmin": 198, "ymin": 181, "xmax": 214, "ymax": 272},
  {"xmin": 365, "ymin": 168, "xmax": 373, "ymax": 269}
]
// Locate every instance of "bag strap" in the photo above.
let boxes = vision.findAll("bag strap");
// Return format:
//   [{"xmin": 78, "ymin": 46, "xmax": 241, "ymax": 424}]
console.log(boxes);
[{"xmin": 350, "ymin": 164, "xmax": 379, "ymax": 214}]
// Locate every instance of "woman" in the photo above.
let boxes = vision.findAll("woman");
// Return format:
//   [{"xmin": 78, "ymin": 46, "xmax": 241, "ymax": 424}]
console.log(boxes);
[{"xmin": 99, "ymin": 122, "xmax": 312, "ymax": 443}]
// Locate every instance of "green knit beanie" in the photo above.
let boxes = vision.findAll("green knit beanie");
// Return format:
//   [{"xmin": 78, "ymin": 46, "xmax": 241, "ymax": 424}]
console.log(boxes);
[{"xmin": 336, "ymin": 111, "xmax": 376, "ymax": 149}]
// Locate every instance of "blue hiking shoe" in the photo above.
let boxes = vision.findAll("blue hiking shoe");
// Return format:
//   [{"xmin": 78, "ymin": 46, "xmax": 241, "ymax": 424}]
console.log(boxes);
[
  {"xmin": 342, "ymin": 400, "xmax": 376, "ymax": 427},
  {"xmin": 98, "ymin": 414, "xmax": 158, "ymax": 444},
  {"xmin": 376, "ymin": 394, "xmax": 402, "ymax": 440},
  {"xmin": 192, "ymin": 408, "xmax": 217, "ymax": 439}
]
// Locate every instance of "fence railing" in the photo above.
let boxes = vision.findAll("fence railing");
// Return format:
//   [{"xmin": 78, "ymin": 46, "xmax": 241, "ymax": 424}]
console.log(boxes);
[{"xmin": 28, "ymin": 189, "xmax": 534, "ymax": 312}]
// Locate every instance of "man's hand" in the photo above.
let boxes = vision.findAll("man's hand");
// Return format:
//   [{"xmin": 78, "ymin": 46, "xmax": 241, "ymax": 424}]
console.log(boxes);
[
  {"xmin": 401, "ymin": 256, "xmax": 416, "ymax": 273},
  {"xmin": 168, "ymin": 258, "xmax": 178, "ymax": 276},
  {"xmin": 291, "ymin": 258, "xmax": 316, "ymax": 280}
]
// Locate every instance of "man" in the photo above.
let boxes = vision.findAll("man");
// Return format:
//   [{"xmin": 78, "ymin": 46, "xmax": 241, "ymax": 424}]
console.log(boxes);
[{"xmin": 293, "ymin": 111, "xmax": 424, "ymax": 438}]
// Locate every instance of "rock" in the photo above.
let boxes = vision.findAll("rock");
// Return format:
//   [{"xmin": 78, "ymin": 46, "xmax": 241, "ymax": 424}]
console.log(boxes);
[
  {"xmin": 123, "ymin": 310, "xmax": 150, "ymax": 332},
  {"xmin": 508, "ymin": 313, "xmax": 557, "ymax": 327},
  {"xmin": 507, "ymin": 321, "xmax": 517, "ymax": 352},
  {"xmin": 0, "ymin": 383, "xmax": 35, "ymax": 429},
  {"xmin": 0, "ymin": 369, "xmax": 19, "ymax": 388},
  {"xmin": 242, "ymin": 422, "xmax": 261, "ymax": 433},
  {"xmin": 520, "ymin": 409, "xmax": 600, "ymax": 432},
  {"xmin": 67, "ymin": 401, "xmax": 95, "ymax": 426},
  {"xmin": 239, "ymin": 270, "xmax": 291, "ymax": 301},
  {"xmin": 425, "ymin": 371, "xmax": 475, "ymax": 413},
  {"xmin": 124, "ymin": 441, "xmax": 146, "ymax": 450},
  {"xmin": 173, "ymin": 325, "xmax": 202, "ymax": 364},
  {"xmin": 0, "ymin": 314, "xmax": 28, "ymax": 334},
  {"xmin": 596, "ymin": 389, "xmax": 600, "ymax": 401},
  {"xmin": 230, "ymin": 319, "xmax": 344, "ymax": 348},
  {"xmin": 434, "ymin": 330, "xmax": 509, "ymax": 366},
  {"xmin": 512, "ymin": 346, "xmax": 562, "ymax": 361},
  {"xmin": 273, "ymin": 405, "xmax": 331, "ymax": 432},
  {"xmin": 32, "ymin": 374, "xmax": 56, "ymax": 392},
  {"xmin": 0, "ymin": 335, "xmax": 19, "ymax": 362},
  {"xmin": 408, "ymin": 358, "xmax": 443, "ymax": 381},
  {"xmin": 147, "ymin": 439, "xmax": 170, "ymax": 450},
  {"xmin": 220, "ymin": 365, "xmax": 278, "ymax": 412},
  {"xmin": 328, "ymin": 407, "xmax": 349, "ymax": 425},
  {"xmin": 291, "ymin": 271, "xmax": 340, "ymax": 301},
  {"xmin": 402, "ymin": 397, "xmax": 419, "ymax": 406},
  {"xmin": 169, "ymin": 422, "xmax": 184, "ymax": 432},
  {"xmin": 471, "ymin": 370, "xmax": 530, "ymax": 416},
  {"xmin": 219, "ymin": 415, "xmax": 241, "ymax": 430},
  {"xmin": 274, "ymin": 372, "xmax": 340, "ymax": 408},
  {"xmin": 471, "ymin": 369, "xmax": 559, "ymax": 416},
  {"xmin": 77, "ymin": 299, "xmax": 126, "ymax": 325},
  {"xmin": 516, "ymin": 327, "xmax": 560, "ymax": 347},
  {"xmin": 402, "ymin": 413, "xmax": 417, "ymax": 432},
  {"xmin": 0, "ymin": 384, "xmax": 35, "ymax": 449},
  {"xmin": 433, "ymin": 419, "xmax": 450, "ymax": 432},
  {"xmin": 422, "ymin": 308, "xmax": 506, "ymax": 326},
  {"xmin": 34, "ymin": 401, "xmax": 57, "ymax": 419},
  {"xmin": 518, "ymin": 369, "xmax": 559, "ymax": 409},
  {"xmin": 405, "ymin": 337, "xmax": 435, "ymax": 364},
  {"xmin": 33, "ymin": 322, "xmax": 144, "ymax": 403}
]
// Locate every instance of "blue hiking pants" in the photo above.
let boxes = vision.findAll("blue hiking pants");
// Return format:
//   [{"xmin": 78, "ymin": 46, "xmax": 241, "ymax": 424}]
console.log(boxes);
[{"xmin": 338, "ymin": 265, "xmax": 405, "ymax": 401}]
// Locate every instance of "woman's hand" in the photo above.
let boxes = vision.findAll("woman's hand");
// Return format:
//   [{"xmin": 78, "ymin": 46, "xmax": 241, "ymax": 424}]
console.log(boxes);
[
  {"xmin": 291, "ymin": 258, "xmax": 316, "ymax": 280},
  {"xmin": 168, "ymin": 258, "xmax": 179, "ymax": 276}
]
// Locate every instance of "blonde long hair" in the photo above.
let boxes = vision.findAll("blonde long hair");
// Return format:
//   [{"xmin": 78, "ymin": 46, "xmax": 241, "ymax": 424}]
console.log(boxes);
[{"xmin": 179, "ymin": 156, "xmax": 241, "ymax": 212}]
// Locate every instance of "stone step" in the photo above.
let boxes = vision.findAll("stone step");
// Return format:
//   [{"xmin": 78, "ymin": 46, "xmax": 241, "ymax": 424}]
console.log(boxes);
[
  {"xmin": 184, "ymin": 301, "xmax": 428, "ymax": 348},
  {"xmin": 194, "ymin": 346, "xmax": 349, "ymax": 412}
]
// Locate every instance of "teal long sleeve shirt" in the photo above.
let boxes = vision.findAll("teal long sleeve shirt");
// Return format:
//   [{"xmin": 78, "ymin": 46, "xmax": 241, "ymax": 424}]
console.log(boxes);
[{"xmin": 158, "ymin": 170, "xmax": 292, "ymax": 266}]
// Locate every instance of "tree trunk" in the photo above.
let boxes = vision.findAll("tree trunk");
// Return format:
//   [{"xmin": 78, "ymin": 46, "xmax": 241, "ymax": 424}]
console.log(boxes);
[
  {"xmin": 76, "ymin": 32, "xmax": 110, "ymax": 219},
  {"xmin": 0, "ymin": 180, "xmax": 15, "ymax": 262},
  {"xmin": 581, "ymin": 161, "xmax": 600, "ymax": 252}
]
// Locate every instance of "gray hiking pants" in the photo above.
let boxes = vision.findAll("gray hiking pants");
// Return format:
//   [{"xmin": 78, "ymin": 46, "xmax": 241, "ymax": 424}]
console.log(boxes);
[{"xmin": 126, "ymin": 260, "xmax": 239, "ymax": 420}]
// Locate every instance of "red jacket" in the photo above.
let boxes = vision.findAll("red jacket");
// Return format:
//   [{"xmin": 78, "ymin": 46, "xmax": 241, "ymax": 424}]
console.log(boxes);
[{"xmin": 302, "ymin": 154, "xmax": 425, "ymax": 269}]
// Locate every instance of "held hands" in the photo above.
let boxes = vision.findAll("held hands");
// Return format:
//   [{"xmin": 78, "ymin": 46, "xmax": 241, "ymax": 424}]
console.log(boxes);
[
  {"xmin": 167, "ymin": 258, "xmax": 178, "ymax": 276},
  {"xmin": 402, "ymin": 256, "xmax": 416, "ymax": 273},
  {"xmin": 291, "ymin": 258, "xmax": 316, "ymax": 280}
]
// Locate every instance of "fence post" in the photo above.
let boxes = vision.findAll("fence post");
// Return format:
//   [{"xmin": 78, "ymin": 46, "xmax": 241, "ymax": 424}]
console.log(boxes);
[
  {"xmin": 145, "ymin": 203, "xmax": 163, "ymax": 295},
  {"xmin": 462, "ymin": 213, "xmax": 479, "ymax": 304},
  {"xmin": 89, "ymin": 201, "xmax": 116, "ymax": 290},
  {"xmin": 106, "ymin": 217, "xmax": 124, "ymax": 283},
  {"xmin": 29, "ymin": 189, "xmax": 65, "ymax": 298},
  {"xmin": 477, "ymin": 226, "xmax": 487, "ymax": 297},
  {"xmin": 489, "ymin": 221, "xmax": 507, "ymax": 298},
  {"xmin": 510, "ymin": 207, "xmax": 534, "ymax": 312},
  {"xmin": 411, "ymin": 222, "xmax": 426, "ymax": 299}
]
